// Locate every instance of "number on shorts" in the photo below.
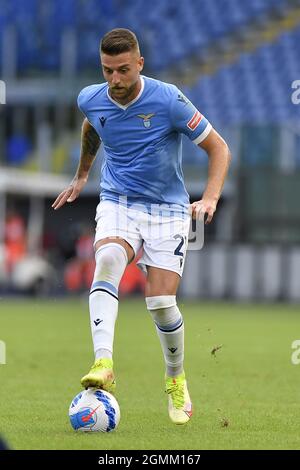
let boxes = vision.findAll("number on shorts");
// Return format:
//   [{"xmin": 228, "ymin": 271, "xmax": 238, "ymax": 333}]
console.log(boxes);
[{"xmin": 174, "ymin": 234, "xmax": 184, "ymax": 256}]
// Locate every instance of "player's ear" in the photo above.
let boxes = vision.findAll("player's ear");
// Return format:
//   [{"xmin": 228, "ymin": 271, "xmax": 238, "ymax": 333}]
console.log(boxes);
[{"xmin": 138, "ymin": 56, "xmax": 144, "ymax": 72}]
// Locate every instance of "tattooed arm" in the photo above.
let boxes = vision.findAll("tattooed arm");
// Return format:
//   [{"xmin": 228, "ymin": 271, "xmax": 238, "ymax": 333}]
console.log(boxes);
[
  {"xmin": 52, "ymin": 119, "xmax": 101, "ymax": 210},
  {"xmin": 75, "ymin": 118, "xmax": 101, "ymax": 180}
]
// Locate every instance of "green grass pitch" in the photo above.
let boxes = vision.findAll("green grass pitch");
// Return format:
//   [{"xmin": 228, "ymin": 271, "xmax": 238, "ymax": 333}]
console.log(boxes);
[{"xmin": 0, "ymin": 298, "xmax": 300, "ymax": 450}]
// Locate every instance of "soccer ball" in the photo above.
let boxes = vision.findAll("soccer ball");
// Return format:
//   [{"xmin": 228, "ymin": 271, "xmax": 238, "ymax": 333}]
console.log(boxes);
[{"xmin": 69, "ymin": 388, "xmax": 120, "ymax": 432}]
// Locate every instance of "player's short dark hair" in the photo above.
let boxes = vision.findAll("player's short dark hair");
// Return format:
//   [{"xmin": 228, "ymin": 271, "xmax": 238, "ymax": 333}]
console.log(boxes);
[{"xmin": 100, "ymin": 28, "xmax": 140, "ymax": 55}]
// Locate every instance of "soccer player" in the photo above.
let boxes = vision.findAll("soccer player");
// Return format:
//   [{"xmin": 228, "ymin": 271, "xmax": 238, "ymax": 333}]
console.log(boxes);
[{"xmin": 52, "ymin": 29, "xmax": 231, "ymax": 425}]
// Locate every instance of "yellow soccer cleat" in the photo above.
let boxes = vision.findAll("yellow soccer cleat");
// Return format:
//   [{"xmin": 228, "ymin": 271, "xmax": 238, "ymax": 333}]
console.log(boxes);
[
  {"xmin": 81, "ymin": 358, "xmax": 116, "ymax": 393},
  {"xmin": 165, "ymin": 372, "xmax": 192, "ymax": 425}
]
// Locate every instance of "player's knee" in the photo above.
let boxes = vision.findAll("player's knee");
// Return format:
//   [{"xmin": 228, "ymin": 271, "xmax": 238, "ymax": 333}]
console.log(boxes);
[
  {"xmin": 93, "ymin": 243, "xmax": 128, "ymax": 285},
  {"xmin": 146, "ymin": 295, "xmax": 182, "ymax": 327},
  {"xmin": 145, "ymin": 295, "xmax": 177, "ymax": 312}
]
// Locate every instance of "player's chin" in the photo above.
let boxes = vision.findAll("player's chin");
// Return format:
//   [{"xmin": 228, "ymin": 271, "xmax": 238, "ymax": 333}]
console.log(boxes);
[{"xmin": 111, "ymin": 88, "xmax": 126, "ymax": 96}]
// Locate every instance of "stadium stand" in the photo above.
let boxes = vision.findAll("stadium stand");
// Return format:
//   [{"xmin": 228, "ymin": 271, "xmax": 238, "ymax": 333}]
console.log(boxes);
[
  {"xmin": 0, "ymin": 0, "xmax": 300, "ymax": 299},
  {"xmin": 0, "ymin": 0, "xmax": 297, "ymax": 73},
  {"xmin": 1, "ymin": 0, "xmax": 299, "ymax": 125}
]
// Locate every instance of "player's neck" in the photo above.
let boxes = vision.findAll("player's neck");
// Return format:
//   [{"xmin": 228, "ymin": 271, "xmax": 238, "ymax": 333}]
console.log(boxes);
[{"xmin": 110, "ymin": 77, "xmax": 142, "ymax": 106}]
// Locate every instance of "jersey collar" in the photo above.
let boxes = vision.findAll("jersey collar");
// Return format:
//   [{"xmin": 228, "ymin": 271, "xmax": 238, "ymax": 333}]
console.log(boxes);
[{"xmin": 106, "ymin": 76, "xmax": 145, "ymax": 110}]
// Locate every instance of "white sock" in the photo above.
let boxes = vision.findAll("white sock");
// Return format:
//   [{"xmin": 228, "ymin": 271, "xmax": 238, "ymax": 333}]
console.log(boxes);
[
  {"xmin": 89, "ymin": 243, "xmax": 128, "ymax": 361},
  {"xmin": 146, "ymin": 296, "xmax": 184, "ymax": 377}
]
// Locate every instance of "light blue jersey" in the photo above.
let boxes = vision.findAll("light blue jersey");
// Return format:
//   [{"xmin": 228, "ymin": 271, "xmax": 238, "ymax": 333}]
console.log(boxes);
[{"xmin": 78, "ymin": 75, "xmax": 212, "ymax": 210}]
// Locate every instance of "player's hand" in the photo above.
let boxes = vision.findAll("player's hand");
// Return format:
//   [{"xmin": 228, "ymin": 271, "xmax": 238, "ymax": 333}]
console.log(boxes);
[
  {"xmin": 51, "ymin": 176, "xmax": 88, "ymax": 210},
  {"xmin": 190, "ymin": 199, "xmax": 217, "ymax": 224}
]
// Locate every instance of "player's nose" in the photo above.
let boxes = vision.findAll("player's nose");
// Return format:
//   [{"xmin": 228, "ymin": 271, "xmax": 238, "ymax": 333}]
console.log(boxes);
[{"xmin": 111, "ymin": 72, "xmax": 121, "ymax": 85}]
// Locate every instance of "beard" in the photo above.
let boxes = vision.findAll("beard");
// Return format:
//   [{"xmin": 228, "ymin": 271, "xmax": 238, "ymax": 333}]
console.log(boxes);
[{"xmin": 110, "ymin": 80, "xmax": 138, "ymax": 102}]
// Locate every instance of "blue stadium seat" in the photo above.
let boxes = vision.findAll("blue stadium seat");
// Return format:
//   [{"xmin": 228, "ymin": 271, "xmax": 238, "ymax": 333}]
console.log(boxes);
[
  {"xmin": 0, "ymin": 0, "xmax": 292, "ymax": 76},
  {"xmin": 0, "ymin": 0, "xmax": 297, "ymax": 125}
]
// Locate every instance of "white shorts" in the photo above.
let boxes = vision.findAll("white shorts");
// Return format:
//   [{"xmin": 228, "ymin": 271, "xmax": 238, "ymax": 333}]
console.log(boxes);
[{"xmin": 94, "ymin": 200, "xmax": 191, "ymax": 276}]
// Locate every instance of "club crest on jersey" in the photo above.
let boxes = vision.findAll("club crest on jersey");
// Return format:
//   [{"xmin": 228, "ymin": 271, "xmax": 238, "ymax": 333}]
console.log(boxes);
[{"xmin": 137, "ymin": 113, "xmax": 155, "ymax": 128}]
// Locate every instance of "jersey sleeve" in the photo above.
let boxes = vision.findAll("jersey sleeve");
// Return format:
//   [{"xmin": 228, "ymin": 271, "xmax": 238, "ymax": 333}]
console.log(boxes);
[
  {"xmin": 169, "ymin": 87, "xmax": 212, "ymax": 145},
  {"xmin": 77, "ymin": 85, "xmax": 100, "ymax": 125},
  {"xmin": 77, "ymin": 87, "xmax": 89, "ymax": 116}
]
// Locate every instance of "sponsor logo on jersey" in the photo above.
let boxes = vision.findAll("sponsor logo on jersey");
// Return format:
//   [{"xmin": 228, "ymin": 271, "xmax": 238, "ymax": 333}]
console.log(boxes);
[
  {"xmin": 177, "ymin": 93, "xmax": 189, "ymax": 105},
  {"xmin": 99, "ymin": 116, "xmax": 107, "ymax": 127},
  {"xmin": 187, "ymin": 110, "xmax": 202, "ymax": 131},
  {"xmin": 137, "ymin": 113, "xmax": 155, "ymax": 128}
]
